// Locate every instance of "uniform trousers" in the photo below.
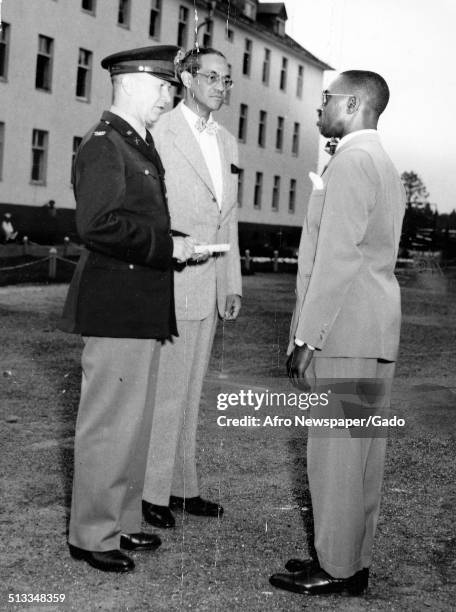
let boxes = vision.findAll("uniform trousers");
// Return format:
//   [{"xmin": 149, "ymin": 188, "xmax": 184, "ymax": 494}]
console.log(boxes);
[
  {"xmin": 306, "ymin": 357, "xmax": 395, "ymax": 578},
  {"xmin": 143, "ymin": 311, "xmax": 218, "ymax": 506},
  {"xmin": 69, "ymin": 336, "xmax": 160, "ymax": 552}
]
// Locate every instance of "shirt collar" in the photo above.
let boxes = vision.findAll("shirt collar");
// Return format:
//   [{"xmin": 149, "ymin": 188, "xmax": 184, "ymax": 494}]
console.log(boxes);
[
  {"xmin": 180, "ymin": 100, "xmax": 214, "ymax": 131},
  {"xmin": 336, "ymin": 129, "xmax": 378, "ymax": 150},
  {"xmin": 109, "ymin": 105, "xmax": 146, "ymax": 140}
]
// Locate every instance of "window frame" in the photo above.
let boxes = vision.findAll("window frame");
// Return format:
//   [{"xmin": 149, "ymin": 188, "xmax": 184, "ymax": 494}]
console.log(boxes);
[
  {"xmin": 117, "ymin": 0, "xmax": 131, "ymax": 28},
  {"xmin": 177, "ymin": 5, "xmax": 189, "ymax": 47},
  {"xmin": 75, "ymin": 48, "xmax": 93, "ymax": 101},
  {"xmin": 30, "ymin": 129, "xmax": 49, "ymax": 185},
  {"xmin": 35, "ymin": 34, "xmax": 54, "ymax": 92},
  {"xmin": 262, "ymin": 48, "xmax": 270, "ymax": 85},
  {"xmin": 0, "ymin": 22, "xmax": 11, "ymax": 81},
  {"xmin": 272, "ymin": 175, "xmax": 281, "ymax": 211},
  {"xmin": 238, "ymin": 103, "xmax": 248, "ymax": 142},
  {"xmin": 254, "ymin": 171, "xmax": 263, "ymax": 209},
  {"xmin": 243, "ymin": 38, "xmax": 252, "ymax": 77},
  {"xmin": 149, "ymin": 0, "xmax": 162, "ymax": 39},
  {"xmin": 276, "ymin": 116, "xmax": 284, "ymax": 152}
]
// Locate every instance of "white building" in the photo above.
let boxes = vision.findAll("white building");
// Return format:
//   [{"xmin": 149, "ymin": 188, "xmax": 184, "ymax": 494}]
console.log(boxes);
[{"xmin": 0, "ymin": 0, "xmax": 330, "ymax": 249}]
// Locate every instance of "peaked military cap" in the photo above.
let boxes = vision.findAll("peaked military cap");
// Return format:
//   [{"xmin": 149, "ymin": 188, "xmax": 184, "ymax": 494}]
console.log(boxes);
[{"xmin": 101, "ymin": 45, "xmax": 180, "ymax": 84}]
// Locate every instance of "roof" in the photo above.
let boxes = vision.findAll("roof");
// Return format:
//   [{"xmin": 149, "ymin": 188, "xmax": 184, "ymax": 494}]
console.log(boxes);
[
  {"xmin": 257, "ymin": 3, "xmax": 288, "ymax": 19},
  {"xmin": 208, "ymin": 1, "xmax": 333, "ymax": 71}
]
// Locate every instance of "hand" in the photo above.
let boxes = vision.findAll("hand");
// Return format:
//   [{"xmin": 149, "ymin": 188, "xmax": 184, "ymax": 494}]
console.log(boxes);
[
  {"xmin": 172, "ymin": 236, "xmax": 196, "ymax": 263},
  {"xmin": 224, "ymin": 294, "xmax": 241, "ymax": 320},
  {"xmin": 191, "ymin": 242, "xmax": 211, "ymax": 263},
  {"xmin": 287, "ymin": 345, "xmax": 314, "ymax": 391}
]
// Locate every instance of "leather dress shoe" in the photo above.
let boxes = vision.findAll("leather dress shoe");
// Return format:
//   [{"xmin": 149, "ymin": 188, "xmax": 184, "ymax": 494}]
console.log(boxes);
[
  {"xmin": 69, "ymin": 545, "xmax": 134, "ymax": 572},
  {"xmin": 119, "ymin": 532, "xmax": 161, "ymax": 551},
  {"xmin": 169, "ymin": 495, "xmax": 224, "ymax": 517},
  {"xmin": 142, "ymin": 501, "xmax": 175, "ymax": 529},
  {"xmin": 269, "ymin": 567, "xmax": 369, "ymax": 596},
  {"xmin": 285, "ymin": 557, "xmax": 320, "ymax": 572}
]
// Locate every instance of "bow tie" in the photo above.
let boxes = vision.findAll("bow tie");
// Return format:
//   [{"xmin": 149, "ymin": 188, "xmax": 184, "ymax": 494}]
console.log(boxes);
[{"xmin": 195, "ymin": 116, "xmax": 219, "ymax": 135}]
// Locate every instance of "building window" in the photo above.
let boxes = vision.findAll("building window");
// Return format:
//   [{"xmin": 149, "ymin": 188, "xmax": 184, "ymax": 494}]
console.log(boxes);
[
  {"xmin": 280, "ymin": 57, "xmax": 288, "ymax": 91},
  {"xmin": 297, "ymin": 65, "xmax": 304, "ymax": 98},
  {"xmin": 243, "ymin": 39, "xmax": 252, "ymax": 76},
  {"xmin": 238, "ymin": 104, "xmax": 248, "ymax": 142},
  {"xmin": 177, "ymin": 6, "xmax": 189, "ymax": 47},
  {"xmin": 262, "ymin": 48, "xmax": 270, "ymax": 85},
  {"xmin": 237, "ymin": 168, "xmax": 244, "ymax": 207},
  {"xmin": 149, "ymin": 0, "xmax": 161, "ymax": 38},
  {"xmin": 71, "ymin": 137, "xmax": 83, "ymax": 183},
  {"xmin": 31, "ymin": 129, "xmax": 48, "ymax": 184},
  {"xmin": 0, "ymin": 123, "xmax": 4, "ymax": 180},
  {"xmin": 81, "ymin": 0, "xmax": 96, "ymax": 14},
  {"xmin": 225, "ymin": 27, "xmax": 234, "ymax": 42},
  {"xmin": 35, "ymin": 35, "xmax": 53, "ymax": 91},
  {"xmin": 117, "ymin": 0, "xmax": 131, "ymax": 27},
  {"xmin": 244, "ymin": 0, "xmax": 257, "ymax": 20},
  {"xmin": 272, "ymin": 175, "xmax": 281, "ymax": 211},
  {"xmin": 76, "ymin": 48, "xmax": 92, "ymax": 100},
  {"xmin": 274, "ymin": 17, "xmax": 286, "ymax": 36},
  {"xmin": 258, "ymin": 110, "xmax": 267, "ymax": 148},
  {"xmin": 224, "ymin": 63, "xmax": 232, "ymax": 105},
  {"xmin": 254, "ymin": 172, "xmax": 263, "ymax": 209},
  {"xmin": 202, "ymin": 20, "xmax": 213, "ymax": 47},
  {"xmin": 292, "ymin": 122, "xmax": 300, "ymax": 156},
  {"xmin": 0, "ymin": 22, "xmax": 11, "ymax": 80},
  {"xmin": 276, "ymin": 117, "xmax": 284, "ymax": 151},
  {"xmin": 289, "ymin": 179, "xmax": 297, "ymax": 213}
]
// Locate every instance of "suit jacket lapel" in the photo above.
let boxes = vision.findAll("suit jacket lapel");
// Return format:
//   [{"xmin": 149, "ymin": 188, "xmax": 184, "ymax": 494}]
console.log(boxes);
[{"xmin": 170, "ymin": 107, "xmax": 217, "ymax": 199}]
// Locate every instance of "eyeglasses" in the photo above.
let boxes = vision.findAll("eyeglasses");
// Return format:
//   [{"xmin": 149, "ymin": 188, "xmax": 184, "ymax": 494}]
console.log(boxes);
[
  {"xmin": 321, "ymin": 91, "xmax": 355, "ymax": 106},
  {"xmin": 195, "ymin": 71, "xmax": 234, "ymax": 90}
]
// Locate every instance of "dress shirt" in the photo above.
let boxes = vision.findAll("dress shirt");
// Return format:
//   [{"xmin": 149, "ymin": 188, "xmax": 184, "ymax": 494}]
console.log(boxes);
[{"xmin": 180, "ymin": 101, "xmax": 223, "ymax": 208}]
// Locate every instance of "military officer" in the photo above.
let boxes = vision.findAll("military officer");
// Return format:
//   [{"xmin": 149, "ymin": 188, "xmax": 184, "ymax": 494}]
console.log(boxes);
[{"xmin": 60, "ymin": 45, "xmax": 196, "ymax": 573}]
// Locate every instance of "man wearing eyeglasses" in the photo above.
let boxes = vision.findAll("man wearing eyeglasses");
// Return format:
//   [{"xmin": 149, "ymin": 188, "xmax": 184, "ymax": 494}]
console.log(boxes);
[
  {"xmin": 270, "ymin": 71, "xmax": 406, "ymax": 596},
  {"xmin": 142, "ymin": 47, "xmax": 242, "ymax": 529}
]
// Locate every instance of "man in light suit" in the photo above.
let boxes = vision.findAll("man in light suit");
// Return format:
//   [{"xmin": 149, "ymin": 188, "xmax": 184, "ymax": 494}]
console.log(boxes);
[
  {"xmin": 142, "ymin": 47, "xmax": 242, "ymax": 528},
  {"xmin": 270, "ymin": 71, "xmax": 406, "ymax": 595}
]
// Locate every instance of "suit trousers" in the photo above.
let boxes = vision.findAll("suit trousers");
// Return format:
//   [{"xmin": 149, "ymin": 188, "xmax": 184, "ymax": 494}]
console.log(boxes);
[
  {"xmin": 143, "ymin": 311, "xmax": 218, "ymax": 505},
  {"xmin": 68, "ymin": 336, "xmax": 160, "ymax": 551},
  {"xmin": 306, "ymin": 357, "xmax": 395, "ymax": 578}
]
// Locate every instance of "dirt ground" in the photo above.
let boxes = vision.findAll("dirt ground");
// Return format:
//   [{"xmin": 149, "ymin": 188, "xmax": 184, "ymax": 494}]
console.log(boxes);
[{"xmin": 0, "ymin": 272, "xmax": 455, "ymax": 611}]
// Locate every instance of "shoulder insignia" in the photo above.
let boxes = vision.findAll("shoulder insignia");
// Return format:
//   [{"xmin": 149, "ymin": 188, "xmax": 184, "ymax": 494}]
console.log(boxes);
[{"xmin": 93, "ymin": 130, "xmax": 106, "ymax": 136}]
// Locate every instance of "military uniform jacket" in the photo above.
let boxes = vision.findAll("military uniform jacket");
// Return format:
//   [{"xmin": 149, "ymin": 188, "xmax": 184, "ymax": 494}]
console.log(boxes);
[{"xmin": 60, "ymin": 111, "xmax": 177, "ymax": 339}]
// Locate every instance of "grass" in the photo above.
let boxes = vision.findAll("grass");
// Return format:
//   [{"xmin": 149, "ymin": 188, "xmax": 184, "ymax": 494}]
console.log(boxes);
[{"xmin": 0, "ymin": 272, "xmax": 455, "ymax": 611}]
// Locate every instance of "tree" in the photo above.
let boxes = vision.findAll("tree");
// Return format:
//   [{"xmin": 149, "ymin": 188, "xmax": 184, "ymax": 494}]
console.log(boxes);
[
  {"xmin": 400, "ymin": 171, "xmax": 435, "ymax": 253},
  {"xmin": 401, "ymin": 171, "xmax": 430, "ymax": 210}
]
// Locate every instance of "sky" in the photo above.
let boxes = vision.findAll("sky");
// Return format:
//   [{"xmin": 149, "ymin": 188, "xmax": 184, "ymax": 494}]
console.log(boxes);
[{"xmin": 262, "ymin": 0, "xmax": 454, "ymax": 213}]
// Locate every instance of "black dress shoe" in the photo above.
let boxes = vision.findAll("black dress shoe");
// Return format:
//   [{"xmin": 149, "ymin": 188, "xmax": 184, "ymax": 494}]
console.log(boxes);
[
  {"xmin": 142, "ymin": 501, "xmax": 175, "ymax": 529},
  {"xmin": 169, "ymin": 495, "xmax": 224, "ymax": 517},
  {"xmin": 269, "ymin": 567, "xmax": 369, "ymax": 596},
  {"xmin": 119, "ymin": 532, "xmax": 161, "ymax": 551},
  {"xmin": 285, "ymin": 557, "xmax": 320, "ymax": 573},
  {"xmin": 69, "ymin": 545, "xmax": 134, "ymax": 572}
]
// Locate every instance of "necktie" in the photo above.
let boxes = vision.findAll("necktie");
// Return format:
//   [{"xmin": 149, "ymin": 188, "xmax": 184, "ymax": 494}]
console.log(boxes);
[{"xmin": 195, "ymin": 116, "xmax": 219, "ymax": 135}]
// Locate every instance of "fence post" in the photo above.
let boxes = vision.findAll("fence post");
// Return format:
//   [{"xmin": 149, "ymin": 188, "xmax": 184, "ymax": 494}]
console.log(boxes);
[
  {"xmin": 273, "ymin": 250, "xmax": 279, "ymax": 272},
  {"xmin": 48, "ymin": 247, "xmax": 57, "ymax": 279},
  {"xmin": 23, "ymin": 236, "xmax": 29, "ymax": 256},
  {"xmin": 63, "ymin": 236, "xmax": 70, "ymax": 257},
  {"xmin": 244, "ymin": 249, "xmax": 251, "ymax": 274}
]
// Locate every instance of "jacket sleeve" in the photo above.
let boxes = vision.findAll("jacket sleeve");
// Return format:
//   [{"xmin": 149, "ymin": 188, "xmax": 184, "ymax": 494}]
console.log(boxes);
[
  {"xmin": 74, "ymin": 135, "xmax": 173, "ymax": 269},
  {"xmin": 294, "ymin": 149, "xmax": 378, "ymax": 349}
]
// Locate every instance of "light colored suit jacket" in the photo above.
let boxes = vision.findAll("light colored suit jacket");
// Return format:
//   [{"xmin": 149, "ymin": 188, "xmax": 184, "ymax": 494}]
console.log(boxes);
[
  {"xmin": 152, "ymin": 105, "xmax": 242, "ymax": 320},
  {"xmin": 289, "ymin": 132, "xmax": 406, "ymax": 360}
]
